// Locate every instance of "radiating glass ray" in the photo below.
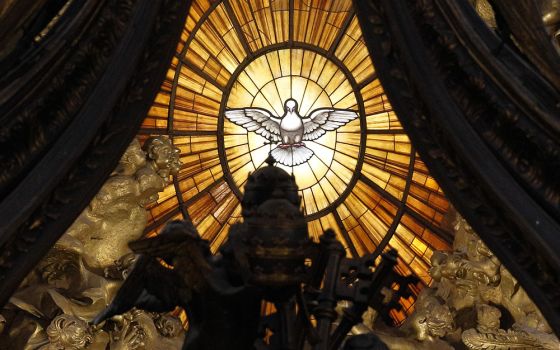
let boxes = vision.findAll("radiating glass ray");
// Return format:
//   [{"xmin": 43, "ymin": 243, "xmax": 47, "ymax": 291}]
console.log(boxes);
[{"xmin": 293, "ymin": 0, "xmax": 353, "ymax": 50}]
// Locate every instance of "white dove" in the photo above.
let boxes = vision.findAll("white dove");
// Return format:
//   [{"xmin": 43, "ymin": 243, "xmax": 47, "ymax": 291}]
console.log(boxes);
[{"xmin": 224, "ymin": 98, "xmax": 359, "ymax": 166}]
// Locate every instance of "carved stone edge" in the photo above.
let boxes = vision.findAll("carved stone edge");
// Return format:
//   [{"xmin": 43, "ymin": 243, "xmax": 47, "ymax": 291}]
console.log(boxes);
[
  {"xmin": 354, "ymin": 0, "xmax": 560, "ymax": 335},
  {"xmin": 0, "ymin": 0, "xmax": 128, "ymax": 197},
  {"xmin": 0, "ymin": 0, "xmax": 192, "ymax": 306},
  {"xmin": 433, "ymin": 0, "xmax": 560, "ymax": 220}
]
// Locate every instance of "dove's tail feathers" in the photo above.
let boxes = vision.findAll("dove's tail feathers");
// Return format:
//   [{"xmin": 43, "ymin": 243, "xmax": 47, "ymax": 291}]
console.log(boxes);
[{"xmin": 271, "ymin": 146, "xmax": 314, "ymax": 166}]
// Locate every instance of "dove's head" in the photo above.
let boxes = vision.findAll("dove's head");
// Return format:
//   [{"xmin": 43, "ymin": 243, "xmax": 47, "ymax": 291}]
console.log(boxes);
[{"xmin": 284, "ymin": 99, "xmax": 298, "ymax": 113}]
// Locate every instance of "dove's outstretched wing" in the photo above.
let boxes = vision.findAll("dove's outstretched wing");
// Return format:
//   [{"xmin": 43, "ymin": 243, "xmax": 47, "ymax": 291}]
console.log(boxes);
[
  {"xmin": 225, "ymin": 108, "xmax": 282, "ymax": 142},
  {"xmin": 302, "ymin": 108, "xmax": 359, "ymax": 141}
]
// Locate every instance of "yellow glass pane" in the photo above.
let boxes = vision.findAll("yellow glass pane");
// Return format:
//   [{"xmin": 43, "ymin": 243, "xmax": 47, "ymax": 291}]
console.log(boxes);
[
  {"xmin": 324, "ymin": 70, "xmax": 347, "ymax": 96},
  {"xmin": 349, "ymin": 225, "xmax": 376, "ymax": 253},
  {"xmin": 302, "ymin": 188, "xmax": 318, "ymax": 215},
  {"xmin": 292, "ymin": 162, "xmax": 318, "ymax": 190},
  {"xmin": 227, "ymin": 83, "xmax": 255, "ymax": 109},
  {"xmin": 330, "ymin": 160, "xmax": 353, "ymax": 184},
  {"xmin": 395, "ymin": 223, "xmax": 415, "ymax": 245},
  {"xmin": 224, "ymin": 134, "xmax": 248, "ymax": 149},
  {"xmin": 336, "ymin": 203, "xmax": 351, "ymax": 220},
  {"xmin": 210, "ymin": 163, "xmax": 224, "ymax": 179},
  {"xmin": 302, "ymin": 141, "xmax": 335, "ymax": 166},
  {"xmin": 411, "ymin": 237, "xmax": 428, "ymax": 259},
  {"xmin": 333, "ymin": 152, "xmax": 358, "ymax": 171},
  {"xmin": 343, "ymin": 40, "xmax": 375, "ymax": 84},
  {"xmin": 272, "ymin": 76, "xmax": 292, "ymax": 106},
  {"xmin": 342, "ymin": 214, "xmax": 359, "ymax": 232},
  {"xmin": 309, "ymin": 55, "xmax": 327, "ymax": 81},
  {"xmin": 244, "ymin": 54, "xmax": 275, "ymax": 89},
  {"xmin": 254, "ymin": 5, "xmax": 276, "ymax": 46},
  {"xmin": 352, "ymin": 55, "xmax": 375, "ymax": 83},
  {"xmin": 235, "ymin": 70, "xmax": 259, "ymax": 95},
  {"xmin": 187, "ymin": 193, "xmax": 216, "ymax": 225},
  {"xmin": 389, "ymin": 236, "xmax": 414, "ymax": 264},
  {"xmin": 311, "ymin": 185, "xmax": 329, "ymax": 211},
  {"xmin": 293, "ymin": 3, "xmax": 309, "ymax": 43},
  {"xmin": 319, "ymin": 177, "xmax": 340, "ymax": 203},
  {"xmin": 250, "ymin": 143, "xmax": 272, "ymax": 169},
  {"xmin": 337, "ymin": 132, "xmax": 361, "ymax": 147},
  {"xmin": 352, "ymin": 180, "xmax": 382, "ymax": 211},
  {"xmin": 334, "ymin": 16, "xmax": 360, "ymax": 60},
  {"xmin": 294, "ymin": 0, "xmax": 352, "ymax": 50},
  {"xmin": 346, "ymin": 229, "xmax": 366, "ymax": 257},
  {"xmin": 299, "ymin": 81, "xmax": 323, "ymax": 117},
  {"xmin": 324, "ymin": 170, "xmax": 346, "ymax": 196},
  {"xmin": 177, "ymin": 178, "xmax": 198, "ymax": 201},
  {"xmin": 260, "ymin": 82, "xmax": 284, "ymax": 116},
  {"xmin": 198, "ymin": 215, "xmax": 221, "ymax": 241},
  {"xmin": 344, "ymin": 193, "xmax": 368, "ymax": 218},
  {"xmin": 308, "ymin": 156, "xmax": 329, "ymax": 181},
  {"xmin": 358, "ymin": 210, "xmax": 388, "ymax": 244},
  {"xmin": 291, "ymin": 49, "xmax": 304, "ymax": 76},
  {"xmin": 307, "ymin": 218, "xmax": 323, "ymax": 242},
  {"xmin": 181, "ymin": 0, "xmax": 213, "ymax": 39},
  {"xmin": 194, "ymin": 169, "xmax": 215, "ymax": 191},
  {"xmin": 213, "ymin": 192, "xmax": 239, "ymax": 224}
]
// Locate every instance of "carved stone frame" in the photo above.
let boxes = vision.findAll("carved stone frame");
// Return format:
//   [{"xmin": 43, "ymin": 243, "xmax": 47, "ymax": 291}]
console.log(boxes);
[
  {"xmin": 355, "ymin": 0, "xmax": 560, "ymax": 334},
  {"xmin": 0, "ymin": 0, "xmax": 192, "ymax": 306}
]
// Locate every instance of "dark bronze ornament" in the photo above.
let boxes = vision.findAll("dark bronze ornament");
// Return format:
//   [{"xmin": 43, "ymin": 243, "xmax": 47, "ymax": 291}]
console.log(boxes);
[
  {"xmin": 245, "ymin": 198, "xmax": 309, "ymax": 289},
  {"xmin": 94, "ymin": 161, "xmax": 415, "ymax": 349},
  {"xmin": 241, "ymin": 156, "xmax": 310, "ymax": 299}
]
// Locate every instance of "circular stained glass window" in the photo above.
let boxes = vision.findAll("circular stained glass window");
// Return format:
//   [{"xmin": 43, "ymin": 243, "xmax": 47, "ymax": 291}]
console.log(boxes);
[{"xmin": 221, "ymin": 47, "xmax": 364, "ymax": 218}]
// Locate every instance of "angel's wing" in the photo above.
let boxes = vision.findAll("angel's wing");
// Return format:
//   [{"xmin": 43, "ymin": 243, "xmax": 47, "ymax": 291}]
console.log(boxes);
[
  {"xmin": 302, "ymin": 108, "xmax": 359, "ymax": 141},
  {"xmin": 225, "ymin": 108, "xmax": 281, "ymax": 142}
]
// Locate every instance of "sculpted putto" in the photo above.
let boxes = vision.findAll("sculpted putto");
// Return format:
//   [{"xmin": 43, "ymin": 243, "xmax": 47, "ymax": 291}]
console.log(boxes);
[
  {"xmin": 429, "ymin": 216, "xmax": 501, "ymax": 311},
  {"xmin": 0, "ymin": 137, "xmax": 184, "ymax": 350},
  {"xmin": 542, "ymin": 0, "xmax": 560, "ymax": 51},
  {"xmin": 41, "ymin": 315, "xmax": 94, "ymax": 350},
  {"xmin": 347, "ymin": 211, "xmax": 559, "ymax": 350},
  {"xmin": 65, "ymin": 137, "xmax": 180, "ymax": 270},
  {"xmin": 371, "ymin": 290, "xmax": 456, "ymax": 350}
]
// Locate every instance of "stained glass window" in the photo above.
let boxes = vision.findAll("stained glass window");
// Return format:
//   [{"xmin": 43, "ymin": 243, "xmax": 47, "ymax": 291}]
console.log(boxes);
[{"xmin": 140, "ymin": 0, "xmax": 453, "ymax": 321}]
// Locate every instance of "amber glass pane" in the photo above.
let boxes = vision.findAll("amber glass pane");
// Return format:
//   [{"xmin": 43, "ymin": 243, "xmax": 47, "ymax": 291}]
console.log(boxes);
[{"xmin": 293, "ymin": 0, "xmax": 352, "ymax": 50}]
